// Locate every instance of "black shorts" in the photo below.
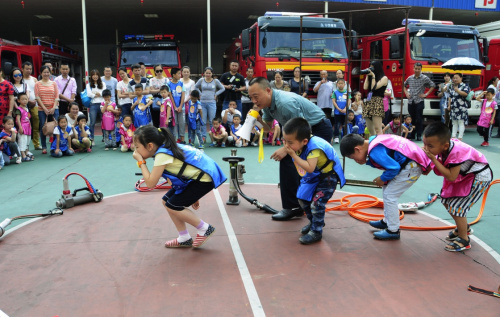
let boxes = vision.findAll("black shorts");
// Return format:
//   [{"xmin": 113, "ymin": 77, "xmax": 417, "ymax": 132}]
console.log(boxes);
[{"xmin": 162, "ymin": 180, "xmax": 215, "ymax": 211}]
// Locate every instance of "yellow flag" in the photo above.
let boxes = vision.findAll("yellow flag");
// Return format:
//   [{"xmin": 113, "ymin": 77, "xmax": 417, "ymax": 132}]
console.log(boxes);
[{"xmin": 258, "ymin": 128, "xmax": 264, "ymax": 163}]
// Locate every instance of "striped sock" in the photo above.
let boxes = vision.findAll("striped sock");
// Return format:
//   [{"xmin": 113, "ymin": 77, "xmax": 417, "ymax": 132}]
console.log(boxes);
[
  {"xmin": 177, "ymin": 230, "xmax": 191, "ymax": 243},
  {"xmin": 196, "ymin": 220, "xmax": 209, "ymax": 236}
]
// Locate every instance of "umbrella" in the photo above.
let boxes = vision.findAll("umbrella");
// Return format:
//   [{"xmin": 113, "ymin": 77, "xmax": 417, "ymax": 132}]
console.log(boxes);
[{"xmin": 441, "ymin": 57, "xmax": 485, "ymax": 71}]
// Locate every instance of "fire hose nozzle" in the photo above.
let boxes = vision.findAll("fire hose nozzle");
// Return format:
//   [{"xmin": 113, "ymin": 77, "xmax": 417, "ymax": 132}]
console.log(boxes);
[{"xmin": 0, "ymin": 218, "xmax": 13, "ymax": 238}]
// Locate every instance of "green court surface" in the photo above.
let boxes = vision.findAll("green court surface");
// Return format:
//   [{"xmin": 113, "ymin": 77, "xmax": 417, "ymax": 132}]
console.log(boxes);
[{"xmin": 1, "ymin": 127, "xmax": 499, "ymax": 258}]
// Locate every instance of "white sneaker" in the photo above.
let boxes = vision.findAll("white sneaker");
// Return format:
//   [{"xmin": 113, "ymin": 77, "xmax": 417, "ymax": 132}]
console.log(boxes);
[{"xmin": 334, "ymin": 137, "xmax": 339, "ymax": 144}]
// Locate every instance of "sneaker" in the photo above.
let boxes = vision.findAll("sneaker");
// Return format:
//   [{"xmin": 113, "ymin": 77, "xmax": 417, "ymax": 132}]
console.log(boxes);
[
  {"xmin": 189, "ymin": 143, "xmax": 194, "ymax": 147},
  {"xmin": 35, "ymin": 146, "xmax": 43, "ymax": 150},
  {"xmin": 91, "ymin": 140, "xmax": 95, "ymax": 146},
  {"xmin": 198, "ymin": 144, "xmax": 204, "ymax": 149},
  {"xmin": 221, "ymin": 143, "xmax": 226, "ymax": 148},
  {"xmin": 480, "ymin": 141, "xmax": 489, "ymax": 147},
  {"xmin": 104, "ymin": 146, "xmax": 109, "ymax": 151},
  {"xmin": 251, "ymin": 142, "xmax": 258, "ymax": 147},
  {"xmin": 373, "ymin": 229, "xmax": 400, "ymax": 240},
  {"xmin": 16, "ymin": 157, "xmax": 22, "ymax": 164},
  {"xmin": 369, "ymin": 219, "xmax": 388, "ymax": 229},
  {"xmin": 334, "ymin": 137, "xmax": 339, "ymax": 144},
  {"xmin": 300, "ymin": 222, "xmax": 325, "ymax": 235},
  {"xmin": 165, "ymin": 238, "xmax": 193, "ymax": 248},
  {"xmin": 193, "ymin": 225, "xmax": 216, "ymax": 248},
  {"xmin": 299, "ymin": 230, "xmax": 322, "ymax": 245},
  {"xmin": 112, "ymin": 147, "xmax": 117, "ymax": 151},
  {"xmin": 26, "ymin": 151, "xmax": 34, "ymax": 157},
  {"xmin": 209, "ymin": 143, "xmax": 217, "ymax": 147}
]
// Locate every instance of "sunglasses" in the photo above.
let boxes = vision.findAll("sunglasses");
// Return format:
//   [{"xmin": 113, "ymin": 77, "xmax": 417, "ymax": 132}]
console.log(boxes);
[
  {"xmin": 13, "ymin": 74, "xmax": 23, "ymax": 78},
  {"xmin": 155, "ymin": 70, "xmax": 163, "ymax": 73}
]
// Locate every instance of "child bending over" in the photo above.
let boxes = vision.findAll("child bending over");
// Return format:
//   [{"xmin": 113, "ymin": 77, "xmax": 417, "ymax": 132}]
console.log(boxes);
[
  {"xmin": 423, "ymin": 122, "xmax": 492, "ymax": 252},
  {"xmin": 340, "ymin": 133, "xmax": 431, "ymax": 240},
  {"xmin": 133, "ymin": 125, "xmax": 226, "ymax": 248},
  {"xmin": 283, "ymin": 118, "xmax": 346, "ymax": 244}
]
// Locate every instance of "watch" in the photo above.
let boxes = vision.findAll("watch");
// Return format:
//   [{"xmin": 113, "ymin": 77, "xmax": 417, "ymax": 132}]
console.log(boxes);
[{"xmin": 137, "ymin": 160, "xmax": 146, "ymax": 168}]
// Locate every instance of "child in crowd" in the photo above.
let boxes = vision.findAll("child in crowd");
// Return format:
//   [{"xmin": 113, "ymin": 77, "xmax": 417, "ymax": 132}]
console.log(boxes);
[
  {"xmin": 0, "ymin": 116, "xmax": 22, "ymax": 165},
  {"xmin": 15, "ymin": 92, "xmax": 34, "ymax": 161},
  {"xmin": 119, "ymin": 115, "xmax": 136, "ymax": 152},
  {"xmin": 228, "ymin": 114, "xmax": 246, "ymax": 147},
  {"xmin": 346, "ymin": 110, "xmax": 359, "ymax": 135},
  {"xmin": 133, "ymin": 125, "xmax": 226, "ymax": 248},
  {"xmin": 332, "ymin": 78, "xmax": 351, "ymax": 143},
  {"xmin": 402, "ymin": 115, "xmax": 414, "ymax": 139},
  {"xmin": 51, "ymin": 116, "xmax": 74, "ymax": 158},
  {"xmin": 282, "ymin": 118, "xmax": 346, "ymax": 244},
  {"xmin": 422, "ymin": 122, "xmax": 492, "ymax": 252},
  {"xmin": 158, "ymin": 85, "xmax": 172, "ymax": 129},
  {"xmin": 383, "ymin": 114, "xmax": 408, "ymax": 136},
  {"xmin": 221, "ymin": 100, "xmax": 242, "ymax": 132},
  {"xmin": 475, "ymin": 88, "xmax": 497, "ymax": 147},
  {"xmin": 340, "ymin": 133, "xmax": 431, "ymax": 240},
  {"xmin": 351, "ymin": 90, "xmax": 365, "ymax": 136},
  {"xmin": 187, "ymin": 90, "xmax": 204, "ymax": 149},
  {"xmin": 209, "ymin": 118, "xmax": 228, "ymax": 147},
  {"xmin": 249, "ymin": 105, "xmax": 262, "ymax": 146},
  {"xmin": 168, "ymin": 67, "xmax": 186, "ymax": 143},
  {"xmin": 101, "ymin": 89, "xmax": 118, "ymax": 150},
  {"xmin": 266, "ymin": 119, "xmax": 281, "ymax": 146},
  {"xmin": 132, "ymin": 84, "xmax": 153, "ymax": 128},
  {"xmin": 71, "ymin": 114, "xmax": 92, "ymax": 153},
  {"xmin": 113, "ymin": 106, "xmax": 123, "ymax": 148}
]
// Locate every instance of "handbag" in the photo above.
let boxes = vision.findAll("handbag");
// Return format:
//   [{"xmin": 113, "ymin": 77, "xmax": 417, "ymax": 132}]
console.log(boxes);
[
  {"xmin": 80, "ymin": 89, "xmax": 91, "ymax": 108},
  {"xmin": 42, "ymin": 115, "xmax": 57, "ymax": 136}
]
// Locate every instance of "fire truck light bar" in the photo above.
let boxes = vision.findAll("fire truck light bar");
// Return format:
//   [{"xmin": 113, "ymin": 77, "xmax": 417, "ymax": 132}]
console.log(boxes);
[
  {"xmin": 402, "ymin": 19, "xmax": 453, "ymax": 26},
  {"xmin": 124, "ymin": 34, "xmax": 175, "ymax": 40},
  {"xmin": 264, "ymin": 11, "xmax": 322, "ymax": 17}
]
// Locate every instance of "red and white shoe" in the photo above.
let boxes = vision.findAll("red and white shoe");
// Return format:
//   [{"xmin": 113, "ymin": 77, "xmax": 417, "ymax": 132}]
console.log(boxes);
[
  {"xmin": 193, "ymin": 225, "xmax": 216, "ymax": 248},
  {"xmin": 165, "ymin": 238, "xmax": 193, "ymax": 248},
  {"xmin": 480, "ymin": 141, "xmax": 489, "ymax": 147}
]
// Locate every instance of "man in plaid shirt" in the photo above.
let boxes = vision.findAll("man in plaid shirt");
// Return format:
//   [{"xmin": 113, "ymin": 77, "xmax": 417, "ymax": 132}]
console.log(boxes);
[{"xmin": 403, "ymin": 63, "xmax": 435, "ymax": 141}]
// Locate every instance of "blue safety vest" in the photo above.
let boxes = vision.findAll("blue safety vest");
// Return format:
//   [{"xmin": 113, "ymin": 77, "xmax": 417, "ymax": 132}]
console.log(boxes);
[
  {"xmin": 156, "ymin": 144, "xmax": 227, "ymax": 193},
  {"xmin": 295, "ymin": 136, "xmax": 345, "ymax": 201},
  {"xmin": 51, "ymin": 126, "xmax": 71, "ymax": 151}
]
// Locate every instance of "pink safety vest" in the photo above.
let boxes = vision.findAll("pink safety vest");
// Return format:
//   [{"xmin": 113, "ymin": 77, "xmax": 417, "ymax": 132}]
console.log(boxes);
[
  {"xmin": 367, "ymin": 135, "xmax": 431, "ymax": 171},
  {"xmin": 17, "ymin": 106, "xmax": 32, "ymax": 136},
  {"xmin": 433, "ymin": 139, "xmax": 491, "ymax": 198},
  {"xmin": 477, "ymin": 99, "xmax": 497, "ymax": 128}
]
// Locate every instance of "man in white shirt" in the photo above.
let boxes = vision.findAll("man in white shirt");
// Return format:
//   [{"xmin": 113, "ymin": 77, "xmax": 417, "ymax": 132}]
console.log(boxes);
[
  {"xmin": 313, "ymin": 70, "xmax": 335, "ymax": 125},
  {"xmin": 101, "ymin": 66, "xmax": 118, "ymax": 103},
  {"xmin": 55, "ymin": 62, "xmax": 77, "ymax": 116},
  {"xmin": 221, "ymin": 100, "xmax": 242, "ymax": 131}
]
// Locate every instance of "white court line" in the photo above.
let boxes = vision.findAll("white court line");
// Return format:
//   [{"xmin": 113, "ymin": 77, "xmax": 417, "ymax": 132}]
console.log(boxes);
[
  {"xmin": 0, "ymin": 309, "xmax": 9, "ymax": 317},
  {"xmin": 213, "ymin": 188, "xmax": 265, "ymax": 317}
]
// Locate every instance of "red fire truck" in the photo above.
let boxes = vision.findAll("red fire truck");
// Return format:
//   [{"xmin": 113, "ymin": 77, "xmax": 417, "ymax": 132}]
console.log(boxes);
[
  {"xmin": 0, "ymin": 37, "xmax": 83, "ymax": 88},
  {"xmin": 112, "ymin": 34, "xmax": 181, "ymax": 79},
  {"xmin": 225, "ymin": 12, "xmax": 349, "ymax": 101},
  {"xmin": 353, "ymin": 19, "xmax": 488, "ymax": 120}
]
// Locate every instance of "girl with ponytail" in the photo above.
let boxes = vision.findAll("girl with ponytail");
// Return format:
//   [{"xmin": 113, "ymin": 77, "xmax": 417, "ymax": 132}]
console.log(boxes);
[{"xmin": 133, "ymin": 125, "xmax": 226, "ymax": 248}]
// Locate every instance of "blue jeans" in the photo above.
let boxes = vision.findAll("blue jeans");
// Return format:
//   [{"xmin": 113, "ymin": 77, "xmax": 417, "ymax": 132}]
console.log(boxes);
[
  {"xmin": 298, "ymin": 175, "xmax": 338, "ymax": 233},
  {"xmin": 88, "ymin": 103, "xmax": 102, "ymax": 140},
  {"xmin": 333, "ymin": 114, "xmax": 346, "ymax": 138},
  {"xmin": 38, "ymin": 109, "xmax": 59, "ymax": 149},
  {"xmin": 222, "ymin": 100, "xmax": 242, "ymax": 114},
  {"xmin": 201, "ymin": 101, "xmax": 216, "ymax": 139},
  {"xmin": 120, "ymin": 103, "xmax": 133, "ymax": 121},
  {"xmin": 50, "ymin": 148, "xmax": 74, "ymax": 157},
  {"xmin": 439, "ymin": 97, "xmax": 447, "ymax": 123}
]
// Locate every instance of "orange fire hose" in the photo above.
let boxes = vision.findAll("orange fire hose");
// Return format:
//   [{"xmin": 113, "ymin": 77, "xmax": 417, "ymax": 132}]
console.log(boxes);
[{"xmin": 325, "ymin": 179, "xmax": 499, "ymax": 231}]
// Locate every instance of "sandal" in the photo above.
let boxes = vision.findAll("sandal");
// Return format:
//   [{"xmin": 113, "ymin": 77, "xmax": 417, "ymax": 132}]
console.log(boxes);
[
  {"xmin": 16, "ymin": 157, "xmax": 22, "ymax": 164},
  {"xmin": 193, "ymin": 225, "xmax": 216, "ymax": 248},
  {"xmin": 445, "ymin": 224, "xmax": 473, "ymax": 241},
  {"xmin": 21, "ymin": 156, "xmax": 33, "ymax": 162},
  {"xmin": 165, "ymin": 238, "xmax": 193, "ymax": 248},
  {"xmin": 445, "ymin": 237, "xmax": 471, "ymax": 252}
]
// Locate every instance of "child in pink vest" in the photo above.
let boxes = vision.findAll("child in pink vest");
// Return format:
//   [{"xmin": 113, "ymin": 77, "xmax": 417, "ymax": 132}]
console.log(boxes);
[
  {"xmin": 475, "ymin": 88, "xmax": 497, "ymax": 147},
  {"xmin": 15, "ymin": 92, "xmax": 34, "ymax": 161},
  {"xmin": 101, "ymin": 89, "xmax": 118, "ymax": 150},
  {"xmin": 340, "ymin": 133, "xmax": 431, "ymax": 240},
  {"xmin": 423, "ymin": 122, "xmax": 492, "ymax": 252},
  {"xmin": 119, "ymin": 115, "xmax": 136, "ymax": 152}
]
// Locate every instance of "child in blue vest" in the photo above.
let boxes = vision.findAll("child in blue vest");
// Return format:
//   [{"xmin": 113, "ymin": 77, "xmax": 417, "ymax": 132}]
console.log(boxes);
[
  {"xmin": 131, "ymin": 84, "xmax": 153, "ymax": 128},
  {"xmin": 340, "ymin": 133, "xmax": 431, "ymax": 240},
  {"xmin": 51, "ymin": 116, "xmax": 75, "ymax": 158},
  {"xmin": 133, "ymin": 125, "xmax": 226, "ymax": 248},
  {"xmin": 71, "ymin": 114, "xmax": 92, "ymax": 153},
  {"xmin": 422, "ymin": 122, "xmax": 492, "ymax": 252},
  {"xmin": 112, "ymin": 106, "xmax": 123, "ymax": 148},
  {"xmin": 0, "ymin": 116, "xmax": 22, "ymax": 165},
  {"xmin": 187, "ymin": 90, "xmax": 204, "ymax": 149},
  {"xmin": 168, "ymin": 67, "xmax": 186, "ymax": 143},
  {"xmin": 283, "ymin": 118, "xmax": 346, "ymax": 244},
  {"xmin": 331, "ymin": 78, "xmax": 351, "ymax": 144}
]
